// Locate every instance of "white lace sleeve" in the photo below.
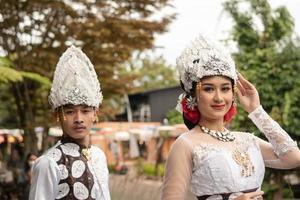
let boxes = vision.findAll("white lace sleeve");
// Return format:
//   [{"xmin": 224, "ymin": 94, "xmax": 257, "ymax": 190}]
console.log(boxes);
[{"xmin": 248, "ymin": 105, "xmax": 298, "ymax": 156}]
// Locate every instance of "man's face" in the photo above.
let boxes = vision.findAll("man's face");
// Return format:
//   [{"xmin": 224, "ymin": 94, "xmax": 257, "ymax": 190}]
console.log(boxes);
[{"xmin": 59, "ymin": 105, "xmax": 97, "ymax": 140}]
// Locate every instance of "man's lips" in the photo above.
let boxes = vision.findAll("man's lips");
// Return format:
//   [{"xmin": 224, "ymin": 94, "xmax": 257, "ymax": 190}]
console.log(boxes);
[
  {"xmin": 211, "ymin": 105, "xmax": 225, "ymax": 110},
  {"xmin": 73, "ymin": 126, "xmax": 86, "ymax": 130}
]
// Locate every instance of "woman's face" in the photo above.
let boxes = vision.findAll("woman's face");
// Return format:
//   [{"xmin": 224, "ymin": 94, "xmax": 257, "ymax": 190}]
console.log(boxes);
[{"xmin": 196, "ymin": 76, "xmax": 233, "ymax": 121}]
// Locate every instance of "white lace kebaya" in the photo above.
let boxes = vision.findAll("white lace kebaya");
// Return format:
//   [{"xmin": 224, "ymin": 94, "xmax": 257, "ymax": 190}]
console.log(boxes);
[
  {"xmin": 161, "ymin": 106, "xmax": 299, "ymax": 200},
  {"xmin": 248, "ymin": 105, "xmax": 298, "ymax": 156}
]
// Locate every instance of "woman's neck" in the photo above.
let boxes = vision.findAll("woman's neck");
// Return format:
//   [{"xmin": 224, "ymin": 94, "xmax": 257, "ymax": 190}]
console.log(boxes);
[{"xmin": 198, "ymin": 118, "xmax": 225, "ymax": 131}]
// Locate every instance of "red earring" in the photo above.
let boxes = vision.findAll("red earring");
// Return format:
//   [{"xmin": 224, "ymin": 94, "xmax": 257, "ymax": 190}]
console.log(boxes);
[{"xmin": 224, "ymin": 103, "xmax": 237, "ymax": 123}]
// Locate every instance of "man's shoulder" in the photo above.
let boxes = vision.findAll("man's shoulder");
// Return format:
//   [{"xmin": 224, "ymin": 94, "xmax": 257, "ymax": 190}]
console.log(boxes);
[
  {"xmin": 91, "ymin": 145, "xmax": 105, "ymax": 155},
  {"xmin": 42, "ymin": 142, "xmax": 63, "ymax": 162}
]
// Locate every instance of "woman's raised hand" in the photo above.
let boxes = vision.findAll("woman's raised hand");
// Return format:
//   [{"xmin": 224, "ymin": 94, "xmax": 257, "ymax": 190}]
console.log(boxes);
[{"xmin": 236, "ymin": 73, "xmax": 261, "ymax": 113}]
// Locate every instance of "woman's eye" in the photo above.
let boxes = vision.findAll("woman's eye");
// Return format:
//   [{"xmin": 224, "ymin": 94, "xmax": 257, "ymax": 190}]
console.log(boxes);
[
  {"xmin": 203, "ymin": 87, "xmax": 214, "ymax": 92},
  {"xmin": 222, "ymin": 87, "xmax": 231, "ymax": 92}
]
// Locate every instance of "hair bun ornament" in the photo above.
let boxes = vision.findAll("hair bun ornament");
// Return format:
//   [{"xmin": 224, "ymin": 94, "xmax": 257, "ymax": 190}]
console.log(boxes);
[{"xmin": 181, "ymin": 96, "xmax": 200, "ymax": 124}]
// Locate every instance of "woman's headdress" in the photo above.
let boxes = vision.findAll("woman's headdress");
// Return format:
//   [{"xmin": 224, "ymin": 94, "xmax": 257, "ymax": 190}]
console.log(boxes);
[{"xmin": 176, "ymin": 35, "xmax": 237, "ymax": 93}]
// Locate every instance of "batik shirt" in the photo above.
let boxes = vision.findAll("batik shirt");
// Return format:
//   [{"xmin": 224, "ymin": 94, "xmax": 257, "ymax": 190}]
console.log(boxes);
[{"xmin": 29, "ymin": 139, "xmax": 110, "ymax": 200}]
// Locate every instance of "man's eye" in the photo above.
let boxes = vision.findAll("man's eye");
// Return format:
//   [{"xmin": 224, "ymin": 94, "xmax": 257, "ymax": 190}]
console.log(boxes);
[
  {"xmin": 83, "ymin": 109, "xmax": 93, "ymax": 113},
  {"xmin": 65, "ymin": 110, "xmax": 74, "ymax": 114}
]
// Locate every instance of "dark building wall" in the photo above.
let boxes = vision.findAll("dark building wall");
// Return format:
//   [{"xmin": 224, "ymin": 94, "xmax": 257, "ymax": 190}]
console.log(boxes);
[{"xmin": 148, "ymin": 86, "xmax": 182, "ymax": 122}]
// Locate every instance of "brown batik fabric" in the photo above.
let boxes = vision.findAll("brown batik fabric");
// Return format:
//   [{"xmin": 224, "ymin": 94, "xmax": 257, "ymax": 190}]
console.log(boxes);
[{"xmin": 54, "ymin": 140, "xmax": 95, "ymax": 200}]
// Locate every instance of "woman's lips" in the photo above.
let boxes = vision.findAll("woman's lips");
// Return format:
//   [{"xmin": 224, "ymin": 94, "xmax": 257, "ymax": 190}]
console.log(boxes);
[{"xmin": 211, "ymin": 105, "xmax": 225, "ymax": 110}]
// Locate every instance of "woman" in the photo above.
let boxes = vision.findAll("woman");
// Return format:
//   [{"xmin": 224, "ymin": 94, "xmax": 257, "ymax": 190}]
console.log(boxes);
[{"xmin": 161, "ymin": 35, "xmax": 300, "ymax": 200}]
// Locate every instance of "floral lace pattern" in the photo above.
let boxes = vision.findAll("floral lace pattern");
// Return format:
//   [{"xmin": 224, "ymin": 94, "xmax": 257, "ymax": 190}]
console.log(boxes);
[
  {"xmin": 176, "ymin": 35, "xmax": 237, "ymax": 92},
  {"xmin": 248, "ymin": 106, "xmax": 298, "ymax": 156},
  {"xmin": 48, "ymin": 45, "xmax": 103, "ymax": 110},
  {"xmin": 190, "ymin": 133, "xmax": 265, "ymax": 197}
]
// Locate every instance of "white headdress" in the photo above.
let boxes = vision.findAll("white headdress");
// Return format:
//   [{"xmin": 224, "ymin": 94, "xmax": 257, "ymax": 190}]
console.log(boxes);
[
  {"xmin": 48, "ymin": 45, "xmax": 103, "ymax": 110},
  {"xmin": 176, "ymin": 35, "xmax": 237, "ymax": 92}
]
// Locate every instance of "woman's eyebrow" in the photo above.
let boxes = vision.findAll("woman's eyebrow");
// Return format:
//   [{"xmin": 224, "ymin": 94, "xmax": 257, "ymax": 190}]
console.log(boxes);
[{"xmin": 202, "ymin": 83, "xmax": 231, "ymax": 86}]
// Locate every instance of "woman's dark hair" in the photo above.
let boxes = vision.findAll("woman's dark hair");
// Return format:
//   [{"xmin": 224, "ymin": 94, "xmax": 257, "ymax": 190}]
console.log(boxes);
[
  {"xmin": 180, "ymin": 77, "xmax": 235, "ymax": 130},
  {"xmin": 180, "ymin": 81, "xmax": 198, "ymax": 130}
]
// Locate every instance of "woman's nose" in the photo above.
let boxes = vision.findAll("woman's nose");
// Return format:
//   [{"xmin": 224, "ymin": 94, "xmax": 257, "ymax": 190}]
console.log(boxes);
[{"xmin": 213, "ymin": 90, "xmax": 223, "ymax": 103}]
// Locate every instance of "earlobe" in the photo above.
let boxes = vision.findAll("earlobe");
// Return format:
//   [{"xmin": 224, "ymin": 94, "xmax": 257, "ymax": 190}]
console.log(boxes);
[{"xmin": 94, "ymin": 109, "xmax": 99, "ymax": 123}]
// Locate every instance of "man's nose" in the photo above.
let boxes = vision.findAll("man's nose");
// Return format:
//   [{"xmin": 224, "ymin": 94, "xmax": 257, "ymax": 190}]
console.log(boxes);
[{"xmin": 74, "ymin": 111, "xmax": 84, "ymax": 123}]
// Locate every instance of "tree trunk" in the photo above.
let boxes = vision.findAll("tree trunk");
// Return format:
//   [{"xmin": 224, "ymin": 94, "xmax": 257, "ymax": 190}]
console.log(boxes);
[{"xmin": 273, "ymin": 171, "xmax": 284, "ymax": 200}]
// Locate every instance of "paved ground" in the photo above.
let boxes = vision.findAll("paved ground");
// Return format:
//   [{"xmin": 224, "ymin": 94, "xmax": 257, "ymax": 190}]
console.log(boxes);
[{"xmin": 109, "ymin": 174, "xmax": 196, "ymax": 200}]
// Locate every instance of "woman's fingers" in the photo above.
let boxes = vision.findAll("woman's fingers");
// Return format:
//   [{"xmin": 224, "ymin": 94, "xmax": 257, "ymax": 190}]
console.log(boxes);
[
  {"xmin": 245, "ymin": 190, "xmax": 264, "ymax": 199},
  {"xmin": 237, "ymin": 80, "xmax": 246, "ymax": 96},
  {"xmin": 237, "ymin": 73, "xmax": 255, "ymax": 89}
]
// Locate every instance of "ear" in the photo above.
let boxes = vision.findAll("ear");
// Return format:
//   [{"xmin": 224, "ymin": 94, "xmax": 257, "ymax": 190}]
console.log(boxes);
[{"xmin": 93, "ymin": 108, "xmax": 99, "ymax": 123}]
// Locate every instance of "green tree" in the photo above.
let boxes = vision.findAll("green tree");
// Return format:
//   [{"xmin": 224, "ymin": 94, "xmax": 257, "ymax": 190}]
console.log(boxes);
[
  {"xmin": 224, "ymin": 0, "xmax": 300, "ymax": 199},
  {"xmin": 0, "ymin": 0, "xmax": 174, "ymax": 153},
  {"xmin": 129, "ymin": 55, "xmax": 177, "ymax": 92}
]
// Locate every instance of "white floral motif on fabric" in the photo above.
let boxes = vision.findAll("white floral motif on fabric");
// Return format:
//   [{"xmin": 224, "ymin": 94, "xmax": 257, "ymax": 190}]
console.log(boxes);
[
  {"xmin": 176, "ymin": 35, "xmax": 237, "ymax": 92},
  {"xmin": 189, "ymin": 133, "xmax": 265, "ymax": 197},
  {"xmin": 48, "ymin": 45, "xmax": 103, "ymax": 110},
  {"xmin": 72, "ymin": 160, "xmax": 86, "ymax": 178},
  {"xmin": 248, "ymin": 106, "xmax": 298, "ymax": 156},
  {"xmin": 46, "ymin": 148, "xmax": 62, "ymax": 162},
  {"xmin": 74, "ymin": 182, "xmax": 89, "ymax": 200},
  {"xmin": 58, "ymin": 164, "xmax": 68, "ymax": 180},
  {"xmin": 60, "ymin": 143, "xmax": 80, "ymax": 157},
  {"xmin": 56, "ymin": 183, "xmax": 70, "ymax": 199}
]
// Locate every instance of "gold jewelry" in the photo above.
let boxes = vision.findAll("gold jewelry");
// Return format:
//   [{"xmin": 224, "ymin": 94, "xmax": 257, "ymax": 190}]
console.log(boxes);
[
  {"xmin": 61, "ymin": 107, "xmax": 66, "ymax": 121},
  {"xmin": 233, "ymin": 84, "xmax": 238, "ymax": 94},
  {"xmin": 199, "ymin": 125, "xmax": 235, "ymax": 142},
  {"xmin": 82, "ymin": 148, "xmax": 91, "ymax": 160},
  {"xmin": 196, "ymin": 82, "xmax": 202, "ymax": 90},
  {"xmin": 232, "ymin": 148, "xmax": 255, "ymax": 177}
]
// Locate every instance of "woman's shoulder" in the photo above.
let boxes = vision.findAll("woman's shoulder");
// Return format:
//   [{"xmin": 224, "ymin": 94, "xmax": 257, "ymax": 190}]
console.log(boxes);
[{"xmin": 170, "ymin": 132, "xmax": 195, "ymax": 152}]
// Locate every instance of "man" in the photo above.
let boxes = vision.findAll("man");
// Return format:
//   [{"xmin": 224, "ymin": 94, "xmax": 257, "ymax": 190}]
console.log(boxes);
[{"xmin": 29, "ymin": 46, "xmax": 110, "ymax": 200}]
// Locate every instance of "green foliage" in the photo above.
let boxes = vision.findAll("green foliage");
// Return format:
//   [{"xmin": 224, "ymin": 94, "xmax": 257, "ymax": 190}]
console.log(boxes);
[
  {"xmin": 142, "ymin": 163, "xmax": 165, "ymax": 178},
  {"xmin": 224, "ymin": 0, "xmax": 300, "ymax": 138},
  {"xmin": 0, "ymin": 57, "xmax": 23, "ymax": 83},
  {"xmin": 224, "ymin": 0, "xmax": 300, "ymax": 198},
  {"xmin": 166, "ymin": 109, "xmax": 183, "ymax": 125},
  {"xmin": 0, "ymin": 0, "xmax": 174, "ymax": 152},
  {"xmin": 126, "ymin": 55, "xmax": 178, "ymax": 93},
  {"xmin": 20, "ymin": 71, "xmax": 51, "ymax": 89}
]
